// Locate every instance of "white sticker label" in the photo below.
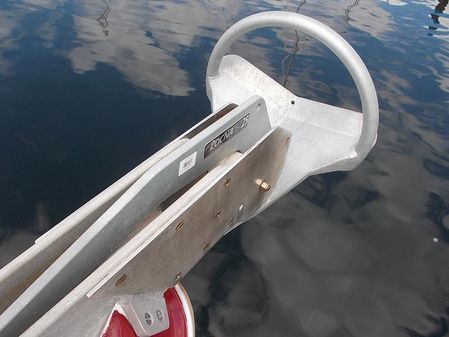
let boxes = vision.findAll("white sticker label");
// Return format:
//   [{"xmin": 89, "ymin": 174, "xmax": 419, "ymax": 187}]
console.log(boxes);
[{"xmin": 178, "ymin": 152, "xmax": 197, "ymax": 176}]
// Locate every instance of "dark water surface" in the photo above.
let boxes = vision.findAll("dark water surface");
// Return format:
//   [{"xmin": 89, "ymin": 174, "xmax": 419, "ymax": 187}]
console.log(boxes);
[{"xmin": 1, "ymin": 0, "xmax": 449, "ymax": 336}]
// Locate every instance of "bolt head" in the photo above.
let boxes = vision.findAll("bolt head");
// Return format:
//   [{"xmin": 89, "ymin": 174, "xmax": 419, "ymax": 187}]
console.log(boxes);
[{"xmin": 259, "ymin": 181, "xmax": 271, "ymax": 192}]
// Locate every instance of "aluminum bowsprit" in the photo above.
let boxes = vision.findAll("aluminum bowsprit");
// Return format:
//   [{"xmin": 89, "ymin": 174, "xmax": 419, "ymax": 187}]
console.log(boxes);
[{"xmin": 0, "ymin": 11, "xmax": 378, "ymax": 337}]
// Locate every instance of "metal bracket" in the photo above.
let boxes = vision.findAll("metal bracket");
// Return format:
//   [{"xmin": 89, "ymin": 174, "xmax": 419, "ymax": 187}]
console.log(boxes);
[
  {"xmin": 100, "ymin": 292, "xmax": 169, "ymax": 337},
  {"xmin": 0, "ymin": 96, "xmax": 272, "ymax": 337},
  {"xmin": 88, "ymin": 126, "xmax": 290, "ymax": 297}
]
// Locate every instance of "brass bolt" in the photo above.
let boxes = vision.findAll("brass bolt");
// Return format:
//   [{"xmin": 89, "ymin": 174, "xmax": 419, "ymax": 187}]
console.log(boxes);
[
  {"xmin": 115, "ymin": 274, "xmax": 127, "ymax": 287},
  {"xmin": 259, "ymin": 180, "xmax": 271, "ymax": 192},
  {"xmin": 176, "ymin": 220, "xmax": 185, "ymax": 231}
]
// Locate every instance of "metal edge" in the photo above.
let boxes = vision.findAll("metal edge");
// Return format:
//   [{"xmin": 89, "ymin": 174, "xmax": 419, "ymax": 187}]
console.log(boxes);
[{"xmin": 174, "ymin": 283, "xmax": 195, "ymax": 337}]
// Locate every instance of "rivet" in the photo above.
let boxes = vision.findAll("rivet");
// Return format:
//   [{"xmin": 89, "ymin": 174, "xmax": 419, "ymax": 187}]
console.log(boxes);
[
  {"xmin": 176, "ymin": 220, "xmax": 185, "ymax": 231},
  {"xmin": 174, "ymin": 273, "xmax": 182, "ymax": 283},
  {"xmin": 215, "ymin": 210, "xmax": 222, "ymax": 219},
  {"xmin": 115, "ymin": 274, "xmax": 127, "ymax": 287},
  {"xmin": 203, "ymin": 243, "xmax": 210, "ymax": 251},
  {"xmin": 224, "ymin": 177, "xmax": 231, "ymax": 187}
]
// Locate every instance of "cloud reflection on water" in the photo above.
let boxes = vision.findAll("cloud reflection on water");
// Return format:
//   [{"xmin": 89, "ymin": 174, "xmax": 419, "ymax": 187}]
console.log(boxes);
[{"xmin": 0, "ymin": 0, "xmax": 448, "ymax": 336}]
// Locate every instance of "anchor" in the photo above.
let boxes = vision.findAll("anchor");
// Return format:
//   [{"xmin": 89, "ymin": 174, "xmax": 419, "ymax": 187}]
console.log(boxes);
[{"xmin": 0, "ymin": 11, "xmax": 378, "ymax": 337}]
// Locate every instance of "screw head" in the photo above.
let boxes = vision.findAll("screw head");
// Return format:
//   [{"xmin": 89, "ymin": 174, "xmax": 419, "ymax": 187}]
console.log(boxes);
[
  {"xmin": 215, "ymin": 210, "xmax": 222, "ymax": 219},
  {"xmin": 203, "ymin": 243, "xmax": 210, "ymax": 251},
  {"xmin": 224, "ymin": 177, "xmax": 231, "ymax": 187},
  {"xmin": 156, "ymin": 309, "xmax": 164, "ymax": 321},
  {"xmin": 145, "ymin": 312, "xmax": 153, "ymax": 326}
]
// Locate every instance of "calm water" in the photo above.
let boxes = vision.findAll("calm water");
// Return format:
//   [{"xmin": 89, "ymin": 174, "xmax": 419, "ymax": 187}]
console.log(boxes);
[{"xmin": 1, "ymin": 0, "xmax": 449, "ymax": 336}]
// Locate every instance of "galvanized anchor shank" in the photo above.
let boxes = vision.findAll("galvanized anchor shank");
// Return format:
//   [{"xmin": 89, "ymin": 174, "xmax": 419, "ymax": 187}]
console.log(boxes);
[{"xmin": 0, "ymin": 11, "xmax": 378, "ymax": 337}]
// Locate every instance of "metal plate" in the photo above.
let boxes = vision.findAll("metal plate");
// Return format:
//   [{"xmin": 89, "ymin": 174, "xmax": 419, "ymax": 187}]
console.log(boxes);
[
  {"xmin": 0, "ymin": 138, "xmax": 188, "ymax": 316},
  {"xmin": 90, "ymin": 126, "xmax": 290, "ymax": 296},
  {"xmin": 118, "ymin": 291, "xmax": 168, "ymax": 336},
  {"xmin": 208, "ymin": 55, "xmax": 372, "ymax": 210},
  {"xmin": 0, "ymin": 96, "xmax": 272, "ymax": 337}
]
